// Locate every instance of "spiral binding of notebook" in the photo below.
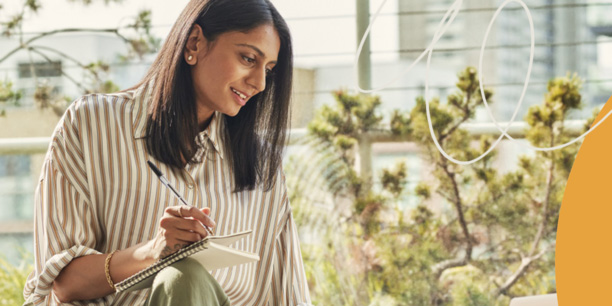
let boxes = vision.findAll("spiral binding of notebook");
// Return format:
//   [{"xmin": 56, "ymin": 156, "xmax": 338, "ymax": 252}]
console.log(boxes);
[
  {"xmin": 115, "ymin": 239, "xmax": 210, "ymax": 292},
  {"xmin": 114, "ymin": 230, "xmax": 258, "ymax": 292}
]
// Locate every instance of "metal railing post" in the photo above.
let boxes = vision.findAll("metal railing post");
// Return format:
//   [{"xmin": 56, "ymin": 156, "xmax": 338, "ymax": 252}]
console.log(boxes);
[
  {"xmin": 356, "ymin": 0, "xmax": 372, "ymax": 91},
  {"xmin": 356, "ymin": 0, "xmax": 373, "ymax": 181},
  {"xmin": 358, "ymin": 134, "xmax": 373, "ymax": 182}
]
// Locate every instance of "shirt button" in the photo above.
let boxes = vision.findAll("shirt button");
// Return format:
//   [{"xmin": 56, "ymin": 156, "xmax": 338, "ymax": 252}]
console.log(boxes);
[{"xmin": 187, "ymin": 183, "xmax": 194, "ymax": 189}]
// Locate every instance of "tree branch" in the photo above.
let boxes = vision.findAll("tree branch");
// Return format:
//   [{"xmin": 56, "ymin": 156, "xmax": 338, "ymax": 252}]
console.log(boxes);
[
  {"xmin": 496, "ymin": 126, "xmax": 557, "ymax": 296},
  {"xmin": 439, "ymin": 111, "xmax": 471, "ymax": 143},
  {"xmin": 495, "ymin": 245, "xmax": 550, "ymax": 296},
  {"xmin": 0, "ymin": 45, "xmax": 27, "ymax": 66},
  {"xmin": 439, "ymin": 90, "xmax": 472, "ymax": 143},
  {"xmin": 443, "ymin": 162, "xmax": 472, "ymax": 255},
  {"xmin": 432, "ymin": 256, "xmax": 469, "ymax": 280},
  {"xmin": 29, "ymin": 45, "xmax": 104, "ymax": 84},
  {"xmin": 28, "ymin": 48, "xmax": 87, "ymax": 92},
  {"xmin": 529, "ymin": 132, "xmax": 556, "ymax": 256},
  {"xmin": 431, "ymin": 159, "xmax": 472, "ymax": 280},
  {"xmin": 0, "ymin": 28, "xmax": 131, "ymax": 66},
  {"xmin": 30, "ymin": 45, "xmax": 89, "ymax": 69},
  {"xmin": 25, "ymin": 28, "xmax": 130, "ymax": 46},
  {"xmin": 473, "ymin": 237, "xmax": 511, "ymax": 260}
]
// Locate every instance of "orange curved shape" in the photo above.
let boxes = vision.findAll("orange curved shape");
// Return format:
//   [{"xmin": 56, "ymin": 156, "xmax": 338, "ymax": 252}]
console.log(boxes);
[{"xmin": 557, "ymin": 95, "xmax": 612, "ymax": 305}]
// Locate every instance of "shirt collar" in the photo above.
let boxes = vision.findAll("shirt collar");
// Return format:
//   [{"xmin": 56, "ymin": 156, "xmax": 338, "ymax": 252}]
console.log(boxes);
[
  {"xmin": 196, "ymin": 111, "xmax": 225, "ymax": 160},
  {"xmin": 131, "ymin": 82, "xmax": 225, "ymax": 160}
]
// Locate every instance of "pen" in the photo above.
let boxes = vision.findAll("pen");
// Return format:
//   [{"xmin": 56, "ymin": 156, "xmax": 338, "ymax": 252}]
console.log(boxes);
[{"xmin": 147, "ymin": 160, "xmax": 214, "ymax": 236}]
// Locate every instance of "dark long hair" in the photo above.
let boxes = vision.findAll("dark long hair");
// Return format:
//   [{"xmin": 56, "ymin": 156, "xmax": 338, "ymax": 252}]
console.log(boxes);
[{"xmin": 137, "ymin": 0, "xmax": 292, "ymax": 191}]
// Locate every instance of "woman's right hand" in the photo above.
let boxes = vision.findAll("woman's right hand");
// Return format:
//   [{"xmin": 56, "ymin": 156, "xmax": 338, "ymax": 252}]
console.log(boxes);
[{"xmin": 146, "ymin": 206, "xmax": 216, "ymax": 261}]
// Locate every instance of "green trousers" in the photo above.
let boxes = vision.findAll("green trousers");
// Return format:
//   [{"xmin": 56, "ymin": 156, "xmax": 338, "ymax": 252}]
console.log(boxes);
[{"xmin": 146, "ymin": 258, "xmax": 230, "ymax": 306}]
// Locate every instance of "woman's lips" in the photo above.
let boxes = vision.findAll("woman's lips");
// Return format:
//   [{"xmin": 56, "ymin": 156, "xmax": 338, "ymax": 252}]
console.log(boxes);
[{"xmin": 231, "ymin": 87, "xmax": 247, "ymax": 106}]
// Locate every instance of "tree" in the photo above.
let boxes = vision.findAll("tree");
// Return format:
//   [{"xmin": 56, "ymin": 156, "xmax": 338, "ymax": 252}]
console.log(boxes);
[
  {"xmin": 0, "ymin": 0, "xmax": 159, "ymax": 116},
  {"xmin": 286, "ymin": 67, "xmax": 588, "ymax": 305}
]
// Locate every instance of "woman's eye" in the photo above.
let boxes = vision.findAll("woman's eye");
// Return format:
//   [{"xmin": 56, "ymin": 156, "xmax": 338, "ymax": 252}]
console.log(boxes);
[{"xmin": 242, "ymin": 56, "xmax": 255, "ymax": 64}]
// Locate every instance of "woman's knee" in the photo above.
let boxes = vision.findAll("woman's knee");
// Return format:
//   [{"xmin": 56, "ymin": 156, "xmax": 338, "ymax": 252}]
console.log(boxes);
[
  {"xmin": 154, "ymin": 258, "xmax": 212, "ymax": 292},
  {"xmin": 149, "ymin": 258, "xmax": 229, "ymax": 305}
]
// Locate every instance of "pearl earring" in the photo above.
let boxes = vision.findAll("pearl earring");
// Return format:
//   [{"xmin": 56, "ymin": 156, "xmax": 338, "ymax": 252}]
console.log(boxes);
[{"xmin": 188, "ymin": 55, "xmax": 193, "ymax": 61}]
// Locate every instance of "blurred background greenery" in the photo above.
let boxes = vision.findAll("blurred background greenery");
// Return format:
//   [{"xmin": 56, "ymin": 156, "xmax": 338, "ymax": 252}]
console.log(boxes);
[
  {"xmin": 1, "ymin": 0, "xmax": 610, "ymax": 305},
  {"xmin": 287, "ymin": 68, "xmax": 590, "ymax": 305}
]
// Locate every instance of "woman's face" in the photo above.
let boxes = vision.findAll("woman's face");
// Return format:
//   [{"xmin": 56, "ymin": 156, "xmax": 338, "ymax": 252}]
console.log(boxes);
[{"xmin": 187, "ymin": 23, "xmax": 281, "ymax": 126}]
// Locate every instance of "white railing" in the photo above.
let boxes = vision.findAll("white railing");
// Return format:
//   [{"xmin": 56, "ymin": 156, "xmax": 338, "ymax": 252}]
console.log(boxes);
[
  {"xmin": 0, "ymin": 120, "xmax": 587, "ymax": 155},
  {"xmin": 0, "ymin": 120, "xmax": 587, "ymax": 234},
  {"xmin": 0, "ymin": 137, "xmax": 50, "ymax": 155}
]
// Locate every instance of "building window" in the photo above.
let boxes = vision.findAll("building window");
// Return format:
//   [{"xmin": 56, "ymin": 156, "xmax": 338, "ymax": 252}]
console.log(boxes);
[
  {"xmin": 16, "ymin": 60, "xmax": 63, "ymax": 107},
  {"xmin": 18, "ymin": 61, "xmax": 62, "ymax": 78},
  {"xmin": 0, "ymin": 155, "xmax": 33, "ymax": 221}
]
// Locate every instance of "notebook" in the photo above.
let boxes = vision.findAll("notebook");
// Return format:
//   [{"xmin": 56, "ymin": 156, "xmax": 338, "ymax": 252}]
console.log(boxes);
[{"xmin": 115, "ymin": 230, "xmax": 259, "ymax": 292}]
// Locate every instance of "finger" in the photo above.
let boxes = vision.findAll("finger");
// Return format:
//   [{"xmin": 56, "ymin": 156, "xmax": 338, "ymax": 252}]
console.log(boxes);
[
  {"xmin": 174, "ymin": 218, "xmax": 209, "ymax": 239},
  {"xmin": 163, "ymin": 205, "xmax": 215, "ymax": 237},
  {"xmin": 165, "ymin": 206, "xmax": 185, "ymax": 219},
  {"xmin": 163, "ymin": 228, "xmax": 203, "ymax": 244},
  {"xmin": 174, "ymin": 206, "xmax": 215, "ymax": 228},
  {"xmin": 173, "ymin": 230, "xmax": 203, "ymax": 243},
  {"xmin": 201, "ymin": 207, "xmax": 211, "ymax": 215},
  {"xmin": 159, "ymin": 214, "xmax": 209, "ymax": 239},
  {"xmin": 165, "ymin": 206, "xmax": 205, "ymax": 221}
]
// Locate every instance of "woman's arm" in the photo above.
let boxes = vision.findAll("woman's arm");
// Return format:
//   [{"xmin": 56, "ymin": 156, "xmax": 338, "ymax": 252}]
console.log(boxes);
[
  {"xmin": 52, "ymin": 206, "xmax": 215, "ymax": 303},
  {"xmin": 52, "ymin": 241, "xmax": 153, "ymax": 302}
]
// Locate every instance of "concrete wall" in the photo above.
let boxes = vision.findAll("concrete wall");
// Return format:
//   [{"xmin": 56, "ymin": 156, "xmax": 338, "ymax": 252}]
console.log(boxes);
[{"xmin": 290, "ymin": 68, "xmax": 316, "ymax": 128}]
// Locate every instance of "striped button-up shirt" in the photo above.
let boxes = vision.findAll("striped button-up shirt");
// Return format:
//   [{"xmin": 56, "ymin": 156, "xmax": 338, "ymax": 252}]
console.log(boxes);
[{"xmin": 23, "ymin": 84, "xmax": 311, "ymax": 305}]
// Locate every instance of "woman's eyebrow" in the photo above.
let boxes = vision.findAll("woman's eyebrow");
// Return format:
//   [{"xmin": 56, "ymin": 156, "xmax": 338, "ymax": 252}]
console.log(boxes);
[{"xmin": 235, "ymin": 43, "xmax": 277, "ymax": 64}]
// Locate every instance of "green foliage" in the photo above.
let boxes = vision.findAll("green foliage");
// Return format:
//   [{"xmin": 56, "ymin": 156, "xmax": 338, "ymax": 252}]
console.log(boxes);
[
  {"xmin": 25, "ymin": 0, "xmax": 41, "ymax": 12},
  {"xmin": 99, "ymin": 80, "xmax": 120, "ymax": 94},
  {"xmin": 390, "ymin": 109, "xmax": 412, "ymax": 136},
  {"xmin": 0, "ymin": 79, "xmax": 22, "ymax": 116},
  {"xmin": 308, "ymin": 89, "xmax": 383, "ymax": 140},
  {"xmin": 0, "ymin": 1, "xmax": 160, "ymax": 116},
  {"xmin": 307, "ymin": 90, "xmax": 384, "ymax": 198},
  {"xmin": 1, "ymin": 0, "xmax": 40, "ymax": 37},
  {"xmin": 525, "ymin": 73, "xmax": 582, "ymax": 146},
  {"xmin": 0, "ymin": 80, "xmax": 22, "ymax": 105},
  {"xmin": 1, "ymin": 15, "xmax": 23, "ymax": 37},
  {"xmin": 289, "ymin": 67, "xmax": 588, "ymax": 305},
  {"xmin": 583, "ymin": 106, "xmax": 601, "ymax": 132},
  {"xmin": 120, "ymin": 10, "xmax": 162, "ymax": 60},
  {"xmin": 415, "ymin": 182, "xmax": 431, "ymax": 199},
  {"xmin": 32, "ymin": 82, "xmax": 69, "ymax": 116},
  {"xmin": 84, "ymin": 61, "xmax": 121, "ymax": 94},
  {"xmin": 0, "ymin": 254, "xmax": 32, "ymax": 306},
  {"xmin": 381, "ymin": 162, "xmax": 407, "ymax": 198},
  {"xmin": 440, "ymin": 265, "xmax": 496, "ymax": 306}
]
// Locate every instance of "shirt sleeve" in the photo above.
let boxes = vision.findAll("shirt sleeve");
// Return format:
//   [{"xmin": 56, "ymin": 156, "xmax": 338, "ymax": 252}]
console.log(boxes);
[
  {"xmin": 23, "ymin": 100, "xmax": 109, "ymax": 305},
  {"xmin": 269, "ymin": 174, "xmax": 312, "ymax": 306}
]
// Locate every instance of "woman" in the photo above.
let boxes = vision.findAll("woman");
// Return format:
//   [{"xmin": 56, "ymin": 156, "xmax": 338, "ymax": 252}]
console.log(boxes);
[{"xmin": 23, "ymin": 0, "xmax": 311, "ymax": 305}]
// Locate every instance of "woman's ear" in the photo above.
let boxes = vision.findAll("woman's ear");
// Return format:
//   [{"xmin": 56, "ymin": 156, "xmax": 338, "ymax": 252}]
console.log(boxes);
[{"xmin": 184, "ymin": 24, "xmax": 207, "ymax": 65}]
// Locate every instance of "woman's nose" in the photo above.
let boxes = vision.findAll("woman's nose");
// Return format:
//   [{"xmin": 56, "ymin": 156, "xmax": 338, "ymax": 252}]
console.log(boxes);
[{"xmin": 246, "ymin": 68, "xmax": 266, "ymax": 93}]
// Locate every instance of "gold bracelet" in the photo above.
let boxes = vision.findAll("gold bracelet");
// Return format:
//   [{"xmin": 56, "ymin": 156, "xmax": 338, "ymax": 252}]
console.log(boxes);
[{"xmin": 105, "ymin": 250, "xmax": 118, "ymax": 291}]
